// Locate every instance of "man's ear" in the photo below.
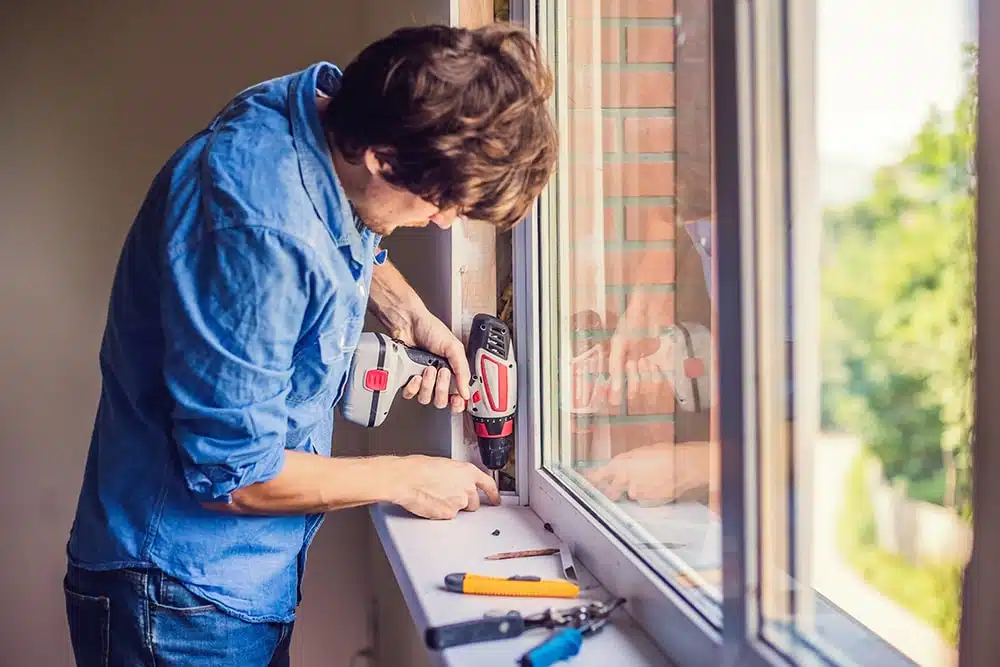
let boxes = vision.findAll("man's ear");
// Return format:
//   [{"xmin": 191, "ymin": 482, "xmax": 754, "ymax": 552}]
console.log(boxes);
[{"xmin": 364, "ymin": 148, "xmax": 395, "ymax": 179}]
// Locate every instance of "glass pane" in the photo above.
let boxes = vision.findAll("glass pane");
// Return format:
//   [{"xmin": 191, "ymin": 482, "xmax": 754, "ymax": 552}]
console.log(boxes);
[
  {"xmin": 763, "ymin": 1, "xmax": 978, "ymax": 664},
  {"xmin": 539, "ymin": 0, "xmax": 722, "ymax": 620}
]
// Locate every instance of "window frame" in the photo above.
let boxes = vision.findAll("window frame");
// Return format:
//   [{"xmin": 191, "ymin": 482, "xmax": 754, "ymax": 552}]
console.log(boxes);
[
  {"xmin": 508, "ymin": 0, "xmax": 993, "ymax": 666},
  {"xmin": 511, "ymin": 0, "xmax": 731, "ymax": 663}
]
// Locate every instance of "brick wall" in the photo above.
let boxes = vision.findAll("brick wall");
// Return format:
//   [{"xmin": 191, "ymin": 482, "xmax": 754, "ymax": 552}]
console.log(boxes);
[{"xmin": 567, "ymin": 0, "xmax": 687, "ymax": 460}]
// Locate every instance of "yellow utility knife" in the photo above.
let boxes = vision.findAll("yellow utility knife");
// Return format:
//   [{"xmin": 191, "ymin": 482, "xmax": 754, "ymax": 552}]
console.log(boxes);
[{"xmin": 444, "ymin": 573, "xmax": 580, "ymax": 598}]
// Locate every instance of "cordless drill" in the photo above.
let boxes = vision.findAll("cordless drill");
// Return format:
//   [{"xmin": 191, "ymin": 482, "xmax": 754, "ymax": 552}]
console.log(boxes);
[{"xmin": 339, "ymin": 314, "xmax": 517, "ymax": 477}]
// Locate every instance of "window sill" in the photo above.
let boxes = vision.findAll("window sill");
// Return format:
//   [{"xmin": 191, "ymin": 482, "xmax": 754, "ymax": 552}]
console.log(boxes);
[{"xmin": 369, "ymin": 496, "xmax": 674, "ymax": 667}]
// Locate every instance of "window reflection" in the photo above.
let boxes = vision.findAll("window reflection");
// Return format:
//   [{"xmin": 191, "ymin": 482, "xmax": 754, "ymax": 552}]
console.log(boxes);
[{"xmin": 543, "ymin": 0, "xmax": 722, "ymax": 617}]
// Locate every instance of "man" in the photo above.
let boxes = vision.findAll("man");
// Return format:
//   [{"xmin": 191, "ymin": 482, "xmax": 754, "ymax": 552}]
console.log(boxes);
[{"xmin": 63, "ymin": 23, "xmax": 557, "ymax": 667}]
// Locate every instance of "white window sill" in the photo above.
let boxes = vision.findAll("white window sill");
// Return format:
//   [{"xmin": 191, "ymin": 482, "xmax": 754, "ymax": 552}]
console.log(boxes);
[{"xmin": 369, "ymin": 496, "xmax": 674, "ymax": 667}]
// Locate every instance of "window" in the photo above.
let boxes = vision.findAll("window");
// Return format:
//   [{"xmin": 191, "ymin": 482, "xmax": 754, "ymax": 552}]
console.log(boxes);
[
  {"xmin": 537, "ymin": 0, "xmax": 722, "ymax": 620},
  {"xmin": 512, "ymin": 0, "xmax": 988, "ymax": 665}
]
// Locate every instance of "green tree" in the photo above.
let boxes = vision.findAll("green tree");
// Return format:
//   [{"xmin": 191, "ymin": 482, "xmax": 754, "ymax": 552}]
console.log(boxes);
[{"xmin": 821, "ymin": 46, "xmax": 977, "ymax": 515}]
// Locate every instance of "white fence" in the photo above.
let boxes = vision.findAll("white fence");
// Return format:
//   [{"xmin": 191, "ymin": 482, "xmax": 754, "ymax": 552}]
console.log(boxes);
[{"xmin": 864, "ymin": 458, "xmax": 972, "ymax": 566}]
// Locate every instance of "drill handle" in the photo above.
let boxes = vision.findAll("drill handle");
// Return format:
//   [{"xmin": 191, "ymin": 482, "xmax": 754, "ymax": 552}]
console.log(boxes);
[
  {"xmin": 396, "ymin": 341, "xmax": 460, "ymax": 396},
  {"xmin": 401, "ymin": 345, "xmax": 450, "ymax": 371}
]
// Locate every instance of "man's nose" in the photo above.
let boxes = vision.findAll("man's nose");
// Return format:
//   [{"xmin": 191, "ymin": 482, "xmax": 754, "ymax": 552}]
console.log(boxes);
[{"xmin": 430, "ymin": 209, "xmax": 459, "ymax": 229}]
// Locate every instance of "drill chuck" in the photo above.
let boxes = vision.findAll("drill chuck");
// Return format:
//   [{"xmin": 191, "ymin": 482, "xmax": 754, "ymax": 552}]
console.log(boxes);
[{"xmin": 478, "ymin": 435, "xmax": 514, "ymax": 470}]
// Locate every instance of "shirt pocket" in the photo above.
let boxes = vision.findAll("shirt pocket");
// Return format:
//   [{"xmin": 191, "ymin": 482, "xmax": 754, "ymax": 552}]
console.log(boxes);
[{"xmin": 287, "ymin": 319, "xmax": 360, "ymax": 407}]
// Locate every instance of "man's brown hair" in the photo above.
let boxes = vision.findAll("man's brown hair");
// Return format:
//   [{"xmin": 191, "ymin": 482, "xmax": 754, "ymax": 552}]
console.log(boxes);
[{"xmin": 323, "ymin": 22, "xmax": 558, "ymax": 230}]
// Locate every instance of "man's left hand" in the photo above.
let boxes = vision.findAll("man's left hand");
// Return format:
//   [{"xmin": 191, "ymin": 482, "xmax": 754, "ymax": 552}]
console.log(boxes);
[
  {"xmin": 583, "ymin": 442, "xmax": 711, "ymax": 506},
  {"xmin": 396, "ymin": 307, "xmax": 470, "ymax": 413}
]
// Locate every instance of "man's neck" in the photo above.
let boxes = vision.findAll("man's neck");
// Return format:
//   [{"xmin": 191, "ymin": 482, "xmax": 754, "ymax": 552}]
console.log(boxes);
[{"xmin": 316, "ymin": 94, "xmax": 370, "ymax": 232}]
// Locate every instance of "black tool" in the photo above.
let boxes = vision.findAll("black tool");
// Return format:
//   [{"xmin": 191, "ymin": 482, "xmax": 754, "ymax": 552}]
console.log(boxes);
[
  {"xmin": 518, "ymin": 609, "xmax": 617, "ymax": 667},
  {"xmin": 424, "ymin": 598, "xmax": 626, "ymax": 651}
]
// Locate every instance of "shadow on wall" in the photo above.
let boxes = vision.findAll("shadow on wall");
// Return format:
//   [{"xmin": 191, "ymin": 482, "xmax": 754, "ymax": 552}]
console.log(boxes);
[{"xmin": 0, "ymin": 2, "xmax": 381, "ymax": 665}]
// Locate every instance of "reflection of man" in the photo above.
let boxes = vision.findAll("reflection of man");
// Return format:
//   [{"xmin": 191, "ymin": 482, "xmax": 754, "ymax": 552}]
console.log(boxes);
[
  {"xmin": 607, "ymin": 218, "xmax": 713, "ymax": 409},
  {"xmin": 586, "ymin": 218, "xmax": 714, "ymax": 505},
  {"xmin": 584, "ymin": 441, "xmax": 712, "ymax": 505},
  {"xmin": 64, "ymin": 24, "xmax": 557, "ymax": 667}
]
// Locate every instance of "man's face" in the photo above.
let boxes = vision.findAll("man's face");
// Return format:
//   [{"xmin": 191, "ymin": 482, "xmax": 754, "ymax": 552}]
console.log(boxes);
[{"xmin": 353, "ymin": 150, "xmax": 461, "ymax": 236}]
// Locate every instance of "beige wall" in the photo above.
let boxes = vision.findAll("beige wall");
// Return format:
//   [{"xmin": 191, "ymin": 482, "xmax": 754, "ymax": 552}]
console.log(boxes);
[
  {"xmin": 0, "ymin": 1, "xmax": 447, "ymax": 665},
  {"xmin": 357, "ymin": 0, "xmax": 453, "ymax": 658},
  {"xmin": 350, "ymin": 2, "xmax": 454, "ymax": 666}
]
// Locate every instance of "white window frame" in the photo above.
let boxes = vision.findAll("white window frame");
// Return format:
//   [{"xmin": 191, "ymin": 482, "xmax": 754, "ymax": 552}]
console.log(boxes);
[{"xmin": 507, "ymin": 0, "xmax": 997, "ymax": 666}]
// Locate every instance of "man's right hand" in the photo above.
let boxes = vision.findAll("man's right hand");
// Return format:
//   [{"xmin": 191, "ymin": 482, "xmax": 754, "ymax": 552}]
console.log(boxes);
[
  {"xmin": 389, "ymin": 455, "xmax": 501, "ymax": 520},
  {"xmin": 607, "ymin": 289, "xmax": 671, "ymax": 408}
]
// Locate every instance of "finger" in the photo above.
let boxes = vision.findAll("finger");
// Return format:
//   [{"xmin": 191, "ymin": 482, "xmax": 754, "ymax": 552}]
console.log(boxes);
[
  {"xmin": 603, "ymin": 472, "xmax": 629, "ymax": 502},
  {"xmin": 650, "ymin": 360, "xmax": 665, "ymax": 385},
  {"xmin": 637, "ymin": 356, "xmax": 650, "ymax": 376},
  {"xmin": 450, "ymin": 394, "xmax": 466, "ymax": 414},
  {"xmin": 433, "ymin": 367, "xmax": 452, "ymax": 409},
  {"xmin": 608, "ymin": 340, "xmax": 624, "ymax": 406},
  {"xmin": 435, "ymin": 500, "xmax": 462, "ymax": 520},
  {"xmin": 585, "ymin": 463, "xmax": 615, "ymax": 489},
  {"xmin": 402, "ymin": 375, "xmax": 422, "ymax": 400},
  {"xmin": 625, "ymin": 359, "xmax": 640, "ymax": 402},
  {"xmin": 474, "ymin": 469, "xmax": 502, "ymax": 505},
  {"xmin": 465, "ymin": 488, "xmax": 481, "ymax": 512},
  {"xmin": 584, "ymin": 465, "xmax": 614, "ymax": 486},
  {"xmin": 593, "ymin": 476, "xmax": 620, "ymax": 501},
  {"xmin": 445, "ymin": 342, "xmax": 471, "ymax": 400},
  {"xmin": 438, "ymin": 495, "xmax": 466, "ymax": 520},
  {"xmin": 417, "ymin": 367, "xmax": 435, "ymax": 405}
]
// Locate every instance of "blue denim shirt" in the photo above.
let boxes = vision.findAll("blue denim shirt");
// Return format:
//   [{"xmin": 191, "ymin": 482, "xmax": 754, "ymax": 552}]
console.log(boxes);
[{"xmin": 67, "ymin": 62, "xmax": 385, "ymax": 623}]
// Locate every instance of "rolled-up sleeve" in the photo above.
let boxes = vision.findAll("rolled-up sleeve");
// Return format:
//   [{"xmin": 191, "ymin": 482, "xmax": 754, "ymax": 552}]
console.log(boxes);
[{"xmin": 160, "ymin": 225, "xmax": 316, "ymax": 503}]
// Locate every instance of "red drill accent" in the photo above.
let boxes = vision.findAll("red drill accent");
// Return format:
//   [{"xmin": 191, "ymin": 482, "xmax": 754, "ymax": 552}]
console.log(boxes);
[
  {"xmin": 474, "ymin": 420, "xmax": 513, "ymax": 438},
  {"xmin": 364, "ymin": 369, "xmax": 389, "ymax": 391},
  {"xmin": 480, "ymin": 356, "xmax": 509, "ymax": 412},
  {"xmin": 684, "ymin": 358, "xmax": 705, "ymax": 379}
]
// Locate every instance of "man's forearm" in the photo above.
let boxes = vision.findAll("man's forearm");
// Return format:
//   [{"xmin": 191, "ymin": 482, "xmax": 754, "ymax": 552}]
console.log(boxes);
[
  {"xmin": 207, "ymin": 451, "xmax": 404, "ymax": 516},
  {"xmin": 368, "ymin": 259, "xmax": 427, "ymax": 339}
]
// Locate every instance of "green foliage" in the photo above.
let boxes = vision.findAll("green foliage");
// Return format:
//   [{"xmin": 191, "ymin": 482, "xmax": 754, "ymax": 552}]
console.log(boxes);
[
  {"xmin": 906, "ymin": 468, "xmax": 947, "ymax": 506},
  {"xmin": 837, "ymin": 450, "xmax": 964, "ymax": 646},
  {"xmin": 821, "ymin": 46, "xmax": 978, "ymax": 516}
]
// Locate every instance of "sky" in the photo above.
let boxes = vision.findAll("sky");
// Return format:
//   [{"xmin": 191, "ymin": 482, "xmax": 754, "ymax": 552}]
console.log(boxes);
[{"xmin": 817, "ymin": 0, "xmax": 976, "ymax": 204}]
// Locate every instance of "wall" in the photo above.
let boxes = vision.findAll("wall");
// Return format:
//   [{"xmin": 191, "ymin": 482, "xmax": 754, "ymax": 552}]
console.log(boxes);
[
  {"xmin": 355, "ymin": 1, "xmax": 456, "ymax": 665},
  {"xmin": 567, "ymin": 0, "xmax": 714, "ymax": 462},
  {"xmin": 0, "ymin": 2, "xmax": 381, "ymax": 665}
]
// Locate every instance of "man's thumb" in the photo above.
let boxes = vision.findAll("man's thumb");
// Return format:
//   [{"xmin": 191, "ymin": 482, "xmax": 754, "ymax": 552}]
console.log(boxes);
[{"xmin": 448, "ymin": 346, "xmax": 471, "ymax": 399}]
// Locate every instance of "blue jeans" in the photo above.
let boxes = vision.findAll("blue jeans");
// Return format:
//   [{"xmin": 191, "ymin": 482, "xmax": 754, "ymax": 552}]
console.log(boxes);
[{"xmin": 63, "ymin": 564, "xmax": 294, "ymax": 666}]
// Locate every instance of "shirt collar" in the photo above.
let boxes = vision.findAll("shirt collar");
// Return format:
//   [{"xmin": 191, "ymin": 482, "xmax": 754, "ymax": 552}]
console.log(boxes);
[{"xmin": 289, "ymin": 62, "xmax": 370, "ymax": 266}]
